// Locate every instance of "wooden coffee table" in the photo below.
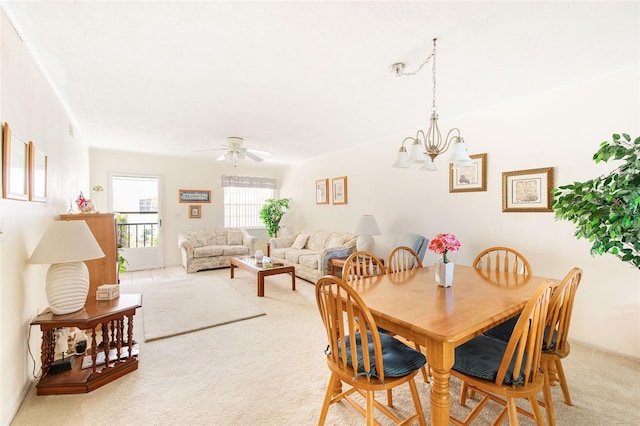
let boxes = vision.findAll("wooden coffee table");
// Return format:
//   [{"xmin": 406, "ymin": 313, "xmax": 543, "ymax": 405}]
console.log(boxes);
[{"xmin": 230, "ymin": 256, "xmax": 296, "ymax": 297}]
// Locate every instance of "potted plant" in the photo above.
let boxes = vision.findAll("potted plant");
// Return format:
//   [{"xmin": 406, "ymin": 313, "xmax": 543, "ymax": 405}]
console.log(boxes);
[
  {"xmin": 259, "ymin": 198, "xmax": 291, "ymax": 237},
  {"xmin": 552, "ymin": 133, "xmax": 639, "ymax": 269}
]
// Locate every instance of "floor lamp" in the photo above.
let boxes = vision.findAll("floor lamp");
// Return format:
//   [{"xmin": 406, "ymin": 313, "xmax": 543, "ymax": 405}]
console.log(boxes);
[{"xmin": 30, "ymin": 220, "xmax": 105, "ymax": 315}]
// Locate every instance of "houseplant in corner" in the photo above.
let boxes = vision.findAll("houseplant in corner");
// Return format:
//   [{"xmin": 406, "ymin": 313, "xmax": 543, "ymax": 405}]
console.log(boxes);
[
  {"xmin": 259, "ymin": 198, "xmax": 291, "ymax": 238},
  {"xmin": 553, "ymin": 133, "xmax": 640, "ymax": 269},
  {"xmin": 428, "ymin": 233, "xmax": 461, "ymax": 287}
]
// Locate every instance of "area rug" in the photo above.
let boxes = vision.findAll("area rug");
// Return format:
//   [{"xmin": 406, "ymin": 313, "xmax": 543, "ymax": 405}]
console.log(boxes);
[{"xmin": 123, "ymin": 276, "xmax": 266, "ymax": 342}]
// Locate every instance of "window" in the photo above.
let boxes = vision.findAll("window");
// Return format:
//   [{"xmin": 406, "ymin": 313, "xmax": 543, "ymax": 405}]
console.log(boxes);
[{"xmin": 222, "ymin": 175, "xmax": 277, "ymax": 228}]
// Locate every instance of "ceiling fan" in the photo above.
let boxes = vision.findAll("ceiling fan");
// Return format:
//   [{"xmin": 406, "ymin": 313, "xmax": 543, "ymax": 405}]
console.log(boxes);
[{"xmin": 195, "ymin": 137, "xmax": 271, "ymax": 166}]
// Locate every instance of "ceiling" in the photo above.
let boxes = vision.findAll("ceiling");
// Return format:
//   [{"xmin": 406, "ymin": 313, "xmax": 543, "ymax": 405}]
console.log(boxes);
[{"xmin": 3, "ymin": 1, "xmax": 638, "ymax": 167}]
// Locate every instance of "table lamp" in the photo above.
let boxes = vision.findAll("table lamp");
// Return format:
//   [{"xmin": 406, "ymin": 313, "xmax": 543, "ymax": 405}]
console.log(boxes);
[
  {"xmin": 30, "ymin": 220, "xmax": 105, "ymax": 315},
  {"xmin": 355, "ymin": 214, "xmax": 381, "ymax": 253}
]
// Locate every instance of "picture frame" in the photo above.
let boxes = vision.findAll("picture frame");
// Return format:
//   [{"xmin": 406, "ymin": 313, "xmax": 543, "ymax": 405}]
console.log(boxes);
[
  {"xmin": 332, "ymin": 176, "xmax": 348, "ymax": 205},
  {"xmin": 315, "ymin": 178, "xmax": 329, "ymax": 204},
  {"xmin": 178, "ymin": 189, "xmax": 211, "ymax": 203},
  {"xmin": 2, "ymin": 122, "xmax": 29, "ymax": 201},
  {"xmin": 29, "ymin": 141, "xmax": 48, "ymax": 202},
  {"xmin": 449, "ymin": 153, "xmax": 487, "ymax": 193},
  {"xmin": 188, "ymin": 204, "xmax": 202, "ymax": 219},
  {"xmin": 502, "ymin": 167, "xmax": 554, "ymax": 212}
]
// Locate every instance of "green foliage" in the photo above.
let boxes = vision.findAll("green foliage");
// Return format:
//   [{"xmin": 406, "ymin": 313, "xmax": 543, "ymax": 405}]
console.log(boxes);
[
  {"xmin": 117, "ymin": 243, "xmax": 128, "ymax": 273},
  {"xmin": 259, "ymin": 198, "xmax": 291, "ymax": 237},
  {"xmin": 552, "ymin": 133, "xmax": 640, "ymax": 269}
]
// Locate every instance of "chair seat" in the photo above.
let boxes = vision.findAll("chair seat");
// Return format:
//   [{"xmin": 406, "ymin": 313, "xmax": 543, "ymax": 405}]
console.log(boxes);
[
  {"xmin": 454, "ymin": 334, "xmax": 527, "ymax": 386},
  {"xmin": 485, "ymin": 316, "xmax": 558, "ymax": 351},
  {"xmin": 341, "ymin": 332, "xmax": 426, "ymax": 378}
]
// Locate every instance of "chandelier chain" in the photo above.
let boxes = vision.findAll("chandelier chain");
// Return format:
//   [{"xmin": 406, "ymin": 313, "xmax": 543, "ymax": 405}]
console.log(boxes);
[
  {"xmin": 394, "ymin": 53, "xmax": 434, "ymax": 77},
  {"xmin": 431, "ymin": 39, "xmax": 437, "ymax": 111}
]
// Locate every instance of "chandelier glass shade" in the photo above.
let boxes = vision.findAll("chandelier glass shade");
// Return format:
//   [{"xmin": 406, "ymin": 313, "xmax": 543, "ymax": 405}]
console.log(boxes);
[{"xmin": 392, "ymin": 38, "xmax": 472, "ymax": 171}]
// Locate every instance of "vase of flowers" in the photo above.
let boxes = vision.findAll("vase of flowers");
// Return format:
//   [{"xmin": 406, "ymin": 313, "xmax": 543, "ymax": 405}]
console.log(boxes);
[{"xmin": 428, "ymin": 233, "xmax": 461, "ymax": 287}]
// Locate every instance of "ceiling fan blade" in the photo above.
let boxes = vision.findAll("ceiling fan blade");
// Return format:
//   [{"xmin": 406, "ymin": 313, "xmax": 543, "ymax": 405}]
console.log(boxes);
[
  {"xmin": 244, "ymin": 151, "xmax": 264, "ymax": 162},
  {"xmin": 215, "ymin": 153, "xmax": 226, "ymax": 161},
  {"xmin": 193, "ymin": 145, "xmax": 230, "ymax": 153},
  {"xmin": 247, "ymin": 148, "xmax": 271, "ymax": 157}
]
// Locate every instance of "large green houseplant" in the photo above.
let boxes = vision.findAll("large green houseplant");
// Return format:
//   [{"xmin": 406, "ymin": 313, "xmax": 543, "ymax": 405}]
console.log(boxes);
[
  {"xmin": 259, "ymin": 198, "xmax": 291, "ymax": 238},
  {"xmin": 552, "ymin": 133, "xmax": 640, "ymax": 269}
]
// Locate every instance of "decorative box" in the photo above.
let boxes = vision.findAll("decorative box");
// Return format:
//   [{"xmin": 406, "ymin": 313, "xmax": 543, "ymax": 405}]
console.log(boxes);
[{"xmin": 96, "ymin": 284, "xmax": 120, "ymax": 300}]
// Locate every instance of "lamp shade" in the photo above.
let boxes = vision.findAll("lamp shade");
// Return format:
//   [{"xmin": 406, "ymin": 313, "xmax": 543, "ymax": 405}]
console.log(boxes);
[
  {"xmin": 448, "ymin": 139, "xmax": 472, "ymax": 165},
  {"xmin": 30, "ymin": 220, "xmax": 105, "ymax": 315},
  {"xmin": 30, "ymin": 220, "xmax": 105, "ymax": 264},
  {"xmin": 355, "ymin": 215, "xmax": 381, "ymax": 236},
  {"xmin": 392, "ymin": 147, "xmax": 410, "ymax": 168}
]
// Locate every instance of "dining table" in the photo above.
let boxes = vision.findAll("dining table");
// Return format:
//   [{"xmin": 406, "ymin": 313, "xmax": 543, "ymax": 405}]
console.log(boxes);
[{"xmin": 350, "ymin": 264, "xmax": 556, "ymax": 426}]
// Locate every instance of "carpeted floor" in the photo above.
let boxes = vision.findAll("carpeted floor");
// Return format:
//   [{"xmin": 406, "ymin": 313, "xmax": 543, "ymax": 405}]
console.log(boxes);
[
  {"xmin": 121, "ymin": 276, "xmax": 265, "ymax": 341},
  {"xmin": 11, "ymin": 267, "xmax": 640, "ymax": 425}
]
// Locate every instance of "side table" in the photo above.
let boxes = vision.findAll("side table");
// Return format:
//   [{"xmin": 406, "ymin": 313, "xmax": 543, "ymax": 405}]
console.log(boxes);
[{"xmin": 30, "ymin": 294, "xmax": 142, "ymax": 395}]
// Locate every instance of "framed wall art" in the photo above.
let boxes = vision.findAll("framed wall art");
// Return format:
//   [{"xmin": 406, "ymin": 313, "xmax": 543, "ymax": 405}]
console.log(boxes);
[
  {"xmin": 178, "ymin": 189, "xmax": 211, "ymax": 203},
  {"xmin": 2, "ymin": 122, "xmax": 29, "ymax": 201},
  {"xmin": 502, "ymin": 167, "xmax": 554, "ymax": 212},
  {"xmin": 29, "ymin": 141, "xmax": 48, "ymax": 202},
  {"xmin": 316, "ymin": 178, "xmax": 329, "ymax": 204},
  {"xmin": 188, "ymin": 204, "xmax": 202, "ymax": 219},
  {"xmin": 449, "ymin": 153, "xmax": 487, "ymax": 193},
  {"xmin": 332, "ymin": 176, "xmax": 348, "ymax": 205}
]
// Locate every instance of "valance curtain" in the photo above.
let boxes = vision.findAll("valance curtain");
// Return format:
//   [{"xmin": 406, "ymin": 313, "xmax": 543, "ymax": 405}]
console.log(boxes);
[{"xmin": 221, "ymin": 175, "xmax": 277, "ymax": 189}]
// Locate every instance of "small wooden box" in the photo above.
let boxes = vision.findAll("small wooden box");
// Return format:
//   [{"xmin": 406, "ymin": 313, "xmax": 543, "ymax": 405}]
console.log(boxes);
[{"xmin": 96, "ymin": 284, "xmax": 119, "ymax": 300}]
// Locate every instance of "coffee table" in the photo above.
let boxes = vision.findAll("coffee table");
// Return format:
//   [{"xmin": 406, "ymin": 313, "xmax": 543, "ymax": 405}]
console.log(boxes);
[{"xmin": 230, "ymin": 256, "xmax": 296, "ymax": 297}]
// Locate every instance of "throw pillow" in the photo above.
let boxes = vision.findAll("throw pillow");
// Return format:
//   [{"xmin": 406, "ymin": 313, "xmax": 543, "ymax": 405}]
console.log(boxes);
[
  {"xmin": 227, "ymin": 230, "xmax": 244, "ymax": 245},
  {"xmin": 327, "ymin": 236, "xmax": 344, "ymax": 248},
  {"xmin": 292, "ymin": 234, "xmax": 309, "ymax": 250}
]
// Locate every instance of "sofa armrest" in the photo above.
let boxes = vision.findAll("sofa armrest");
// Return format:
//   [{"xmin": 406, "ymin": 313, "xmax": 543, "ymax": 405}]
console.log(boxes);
[
  {"xmin": 177, "ymin": 236, "xmax": 195, "ymax": 259},
  {"xmin": 269, "ymin": 233, "xmax": 298, "ymax": 249},
  {"xmin": 240, "ymin": 229, "xmax": 258, "ymax": 253},
  {"xmin": 319, "ymin": 243, "xmax": 356, "ymax": 276}
]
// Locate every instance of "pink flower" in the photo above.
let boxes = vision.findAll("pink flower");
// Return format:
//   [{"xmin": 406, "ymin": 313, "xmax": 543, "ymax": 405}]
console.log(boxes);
[{"xmin": 428, "ymin": 233, "xmax": 460, "ymax": 263}]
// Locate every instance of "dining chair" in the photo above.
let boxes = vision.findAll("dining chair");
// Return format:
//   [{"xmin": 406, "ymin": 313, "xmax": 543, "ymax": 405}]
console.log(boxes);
[
  {"xmin": 396, "ymin": 232, "xmax": 429, "ymax": 262},
  {"xmin": 473, "ymin": 246, "xmax": 532, "ymax": 275},
  {"xmin": 342, "ymin": 250, "xmax": 386, "ymax": 282},
  {"xmin": 387, "ymin": 246, "xmax": 423, "ymax": 273},
  {"xmin": 450, "ymin": 280, "xmax": 554, "ymax": 425},
  {"xmin": 315, "ymin": 275, "xmax": 427, "ymax": 426}
]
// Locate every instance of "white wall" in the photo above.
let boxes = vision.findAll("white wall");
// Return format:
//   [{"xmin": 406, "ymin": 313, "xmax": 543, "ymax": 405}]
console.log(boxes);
[
  {"xmin": 0, "ymin": 10, "xmax": 90, "ymax": 424},
  {"xmin": 88, "ymin": 149, "xmax": 283, "ymax": 265},
  {"xmin": 279, "ymin": 67, "xmax": 640, "ymax": 358}
]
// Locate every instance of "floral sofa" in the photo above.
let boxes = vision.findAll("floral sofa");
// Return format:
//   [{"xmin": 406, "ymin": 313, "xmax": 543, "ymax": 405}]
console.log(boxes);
[
  {"xmin": 268, "ymin": 229, "xmax": 358, "ymax": 283},
  {"xmin": 178, "ymin": 228, "xmax": 257, "ymax": 273}
]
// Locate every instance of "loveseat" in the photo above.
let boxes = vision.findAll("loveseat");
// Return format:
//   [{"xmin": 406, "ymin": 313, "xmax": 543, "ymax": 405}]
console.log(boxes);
[
  {"xmin": 178, "ymin": 228, "xmax": 257, "ymax": 273},
  {"xmin": 268, "ymin": 229, "xmax": 358, "ymax": 283}
]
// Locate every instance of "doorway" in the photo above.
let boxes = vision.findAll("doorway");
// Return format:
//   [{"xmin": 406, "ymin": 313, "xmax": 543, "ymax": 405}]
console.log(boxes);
[{"xmin": 110, "ymin": 174, "xmax": 162, "ymax": 271}]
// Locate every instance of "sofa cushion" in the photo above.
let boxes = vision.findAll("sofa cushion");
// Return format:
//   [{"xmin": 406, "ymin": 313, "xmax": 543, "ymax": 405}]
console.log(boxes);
[
  {"xmin": 285, "ymin": 249, "xmax": 316, "ymax": 264},
  {"xmin": 306, "ymin": 230, "xmax": 331, "ymax": 251},
  {"xmin": 327, "ymin": 236, "xmax": 344, "ymax": 248},
  {"xmin": 222, "ymin": 245, "xmax": 250, "ymax": 256},
  {"xmin": 194, "ymin": 246, "xmax": 224, "ymax": 258},
  {"xmin": 270, "ymin": 247, "xmax": 289, "ymax": 258},
  {"xmin": 292, "ymin": 234, "xmax": 309, "ymax": 250},
  {"xmin": 227, "ymin": 229, "xmax": 244, "ymax": 245},
  {"xmin": 299, "ymin": 254, "xmax": 320, "ymax": 270}
]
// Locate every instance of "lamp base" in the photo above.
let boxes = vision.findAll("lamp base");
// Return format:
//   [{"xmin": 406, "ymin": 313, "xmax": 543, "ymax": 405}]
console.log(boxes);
[
  {"xmin": 356, "ymin": 235, "xmax": 376, "ymax": 253},
  {"xmin": 46, "ymin": 262, "xmax": 90, "ymax": 315}
]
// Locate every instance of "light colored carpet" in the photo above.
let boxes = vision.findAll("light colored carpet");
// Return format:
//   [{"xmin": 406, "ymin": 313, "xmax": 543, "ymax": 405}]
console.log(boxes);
[
  {"xmin": 11, "ymin": 268, "xmax": 640, "ymax": 425},
  {"xmin": 121, "ymin": 275, "xmax": 265, "ymax": 342}
]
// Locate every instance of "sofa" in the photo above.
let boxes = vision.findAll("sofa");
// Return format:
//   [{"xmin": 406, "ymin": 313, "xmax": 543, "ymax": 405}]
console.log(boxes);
[
  {"xmin": 178, "ymin": 228, "xmax": 257, "ymax": 273},
  {"xmin": 268, "ymin": 229, "xmax": 358, "ymax": 283}
]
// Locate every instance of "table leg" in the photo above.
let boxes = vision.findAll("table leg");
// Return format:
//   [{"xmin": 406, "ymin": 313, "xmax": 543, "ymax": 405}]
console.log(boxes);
[
  {"xmin": 230, "ymin": 262, "xmax": 235, "ymax": 279},
  {"xmin": 291, "ymin": 271, "xmax": 296, "ymax": 291},
  {"xmin": 257, "ymin": 273, "xmax": 265, "ymax": 297},
  {"xmin": 425, "ymin": 340, "xmax": 454, "ymax": 426}
]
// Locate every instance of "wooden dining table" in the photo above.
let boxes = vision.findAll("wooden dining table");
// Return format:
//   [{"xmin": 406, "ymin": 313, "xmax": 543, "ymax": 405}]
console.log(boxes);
[{"xmin": 351, "ymin": 264, "xmax": 556, "ymax": 426}]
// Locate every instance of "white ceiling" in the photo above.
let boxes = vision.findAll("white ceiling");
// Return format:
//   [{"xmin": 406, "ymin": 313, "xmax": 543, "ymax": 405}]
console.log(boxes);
[{"xmin": 3, "ymin": 1, "xmax": 639, "ymax": 167}]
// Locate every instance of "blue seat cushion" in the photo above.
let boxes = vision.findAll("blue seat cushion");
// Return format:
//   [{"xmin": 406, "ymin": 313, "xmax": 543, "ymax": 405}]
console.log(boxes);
[
  {"xmin": 485, "ymin": 316, "xmax": 558, "ymax": 352},
  {"xmin": 340, "ymin": 332, "xmax": 426, "ymax": 378},
  {"xmin": 453, "ymin": 334, "xmax": 527, "ymax": 386}
]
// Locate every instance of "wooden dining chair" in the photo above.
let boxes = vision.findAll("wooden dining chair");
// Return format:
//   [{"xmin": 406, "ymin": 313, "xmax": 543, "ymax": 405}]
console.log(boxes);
[
  {"xmin": 342, "ymin": 250, "xmax": 386, "ymax": 282},
  {"xmin": 473, "ymin": 246, "xmax": 532, "ymax": 275},
  {"xmin": 451, "ymin": 280, "xmax": 554, "ymax": 426},
  {"xmin": 387, "ymin": 246, "xmax": 423, "ymax": 273},
  {"xmin": 315, "ymin": 275, "xmax": 426, "ymax": 426}
]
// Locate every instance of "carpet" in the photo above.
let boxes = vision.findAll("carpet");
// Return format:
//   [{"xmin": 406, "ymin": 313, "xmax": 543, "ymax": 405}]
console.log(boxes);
[{"xmin": 122, "ymin": 276, "xmax": 266, "ymax": 342}]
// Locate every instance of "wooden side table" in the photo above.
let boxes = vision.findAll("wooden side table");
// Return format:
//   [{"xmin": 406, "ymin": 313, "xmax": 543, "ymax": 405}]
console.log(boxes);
[{"xmin": 30, "ymin": 294, "xmax": 142, "ymax": 395}]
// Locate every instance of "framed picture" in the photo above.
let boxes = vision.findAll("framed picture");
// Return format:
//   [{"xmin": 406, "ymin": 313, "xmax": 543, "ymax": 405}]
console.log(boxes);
[
  {"xmin": 188, "ymin": 204, "xmax": 202, "ymax": 219},
  {"xmin": 502, "ymin": 167, "xmax": 554, "ymax": 212},
  {"xmin": 316, "ymin": 178, "xmax": 329, "ymax": 204},
  {"xmin": 178, "ymin": 189, "xmax": 211, "ymax": 203},
  {"xmin": 449, "ymin": 153, "xmax": 487, "ymax": 193},
  {"xmin": 2, "ymin": 122, "xmax": 29, "ymax": 201},
  {"xmin": 332, "ymin": 176, "xmax": 348, "ymax": 205},
  {"xmin": 29, "ymin": 142, "xmax": 48, "ymax": 202}
]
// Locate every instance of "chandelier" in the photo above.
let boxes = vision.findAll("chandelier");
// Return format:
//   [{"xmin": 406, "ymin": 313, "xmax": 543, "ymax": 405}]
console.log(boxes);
[{"xmin": 392, "ymin": 38, "xmax": 472, "ymax": 170}]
